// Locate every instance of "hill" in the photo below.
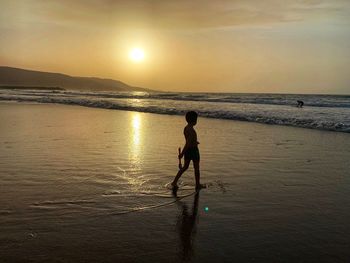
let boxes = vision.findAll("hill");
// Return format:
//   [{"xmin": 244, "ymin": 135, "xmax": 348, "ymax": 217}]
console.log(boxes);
[{"xmin": 0, "ymin": 66, "xmax": 151, "ymax": 92}]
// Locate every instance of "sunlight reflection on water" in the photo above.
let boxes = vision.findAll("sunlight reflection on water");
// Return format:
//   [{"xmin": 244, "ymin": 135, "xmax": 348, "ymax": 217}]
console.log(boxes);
[
  {"xmin": 126, "ymin": 112, "xmax": 146, "ymax": 190},
  {"xmin": 130, "ymin": 112, "xmax": 142, "ymax": 157}
]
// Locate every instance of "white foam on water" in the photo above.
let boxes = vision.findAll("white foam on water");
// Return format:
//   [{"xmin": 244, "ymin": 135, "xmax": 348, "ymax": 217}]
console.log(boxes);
[{"xmin": 1, "ymin": 89, "xmax": 350, "ymax": 132}]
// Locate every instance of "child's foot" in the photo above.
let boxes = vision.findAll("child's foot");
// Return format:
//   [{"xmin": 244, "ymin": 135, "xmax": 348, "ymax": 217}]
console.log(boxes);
[{"xmin": 195, "ymin": 184, "xmax": 206, "ymax": 190}]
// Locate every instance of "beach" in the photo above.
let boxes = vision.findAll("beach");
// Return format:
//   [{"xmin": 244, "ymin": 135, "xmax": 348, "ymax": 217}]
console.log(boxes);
[{"xmin": 1, "ymin": 102, "xmax": 350, "ymax": 262}]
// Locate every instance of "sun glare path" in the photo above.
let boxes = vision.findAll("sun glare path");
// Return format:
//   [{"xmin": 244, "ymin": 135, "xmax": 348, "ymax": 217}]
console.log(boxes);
[
  {"xmin": 131, "ymin": 113, "xmax": 141, "ymax": 146},
  {"xmin": 128, "ymin": 112, "xmax": 143, "ymax": 167}
]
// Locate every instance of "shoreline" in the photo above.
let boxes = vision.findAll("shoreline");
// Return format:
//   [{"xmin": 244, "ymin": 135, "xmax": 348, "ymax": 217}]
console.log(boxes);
[
  {"xmin": 0, "ymin": 85, "xmax": 64, "ymax": 91},
  {"xmin": 1, "ymin": 99, "xmax": 349, "ymax": 134}
]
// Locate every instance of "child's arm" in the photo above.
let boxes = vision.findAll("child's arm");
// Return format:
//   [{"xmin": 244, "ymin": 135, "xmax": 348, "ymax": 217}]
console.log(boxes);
[{"xmin": 179, "ymin": 143, "xmax": 188, "ymax": 158}]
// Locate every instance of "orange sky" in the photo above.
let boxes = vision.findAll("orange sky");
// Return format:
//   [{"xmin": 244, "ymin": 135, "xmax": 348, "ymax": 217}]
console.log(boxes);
[{"xmin": 1, "ymin": 0, "xmax": 350, "ymax": 94}]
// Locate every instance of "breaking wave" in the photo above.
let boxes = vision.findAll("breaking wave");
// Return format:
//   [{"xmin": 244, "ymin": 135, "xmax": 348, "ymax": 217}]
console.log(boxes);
[{"xmin": 1, "ymin": 89, "xmax": 350, "ymax": 133}]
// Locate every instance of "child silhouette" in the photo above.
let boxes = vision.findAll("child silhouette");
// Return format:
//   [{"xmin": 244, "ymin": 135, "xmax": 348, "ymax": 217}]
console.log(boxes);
[{"xmin": 172, "ymin": 111, "xmax": 205, "ymax": 190}]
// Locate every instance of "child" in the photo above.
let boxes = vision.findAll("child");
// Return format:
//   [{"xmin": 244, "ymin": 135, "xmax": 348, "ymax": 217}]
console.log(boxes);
[{"xmin": 172, "ymin": 111, "xmax": 204, "ymax": 190}]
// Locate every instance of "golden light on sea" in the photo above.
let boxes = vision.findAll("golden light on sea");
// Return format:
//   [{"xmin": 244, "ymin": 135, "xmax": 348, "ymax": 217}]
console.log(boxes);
[{"xmin": 131, "ymin": 113, "xmax": 141, "ymax": 146}]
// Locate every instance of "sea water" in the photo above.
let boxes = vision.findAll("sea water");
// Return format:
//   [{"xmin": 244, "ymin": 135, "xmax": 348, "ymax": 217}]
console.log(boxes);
[{"xmin": 1, "ymin": 89, "xmax": 350, "ymax": 133}]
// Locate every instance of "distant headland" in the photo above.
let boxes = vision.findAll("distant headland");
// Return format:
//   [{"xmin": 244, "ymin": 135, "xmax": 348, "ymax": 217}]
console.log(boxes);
[{"xmin": 0, "ymin": 66, "xmax": 152, "ymax": 92}]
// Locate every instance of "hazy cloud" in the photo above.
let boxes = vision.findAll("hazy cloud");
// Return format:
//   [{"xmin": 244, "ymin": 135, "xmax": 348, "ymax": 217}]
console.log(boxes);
[{"xmin": 2, "ymin": 0, "xmax": 350, "ymax": 30}]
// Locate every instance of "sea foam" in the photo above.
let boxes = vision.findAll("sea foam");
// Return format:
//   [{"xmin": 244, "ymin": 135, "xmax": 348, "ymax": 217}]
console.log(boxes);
[{"xmin": 1, "ymin": 89, "xmax": 350, "ymax": 133}]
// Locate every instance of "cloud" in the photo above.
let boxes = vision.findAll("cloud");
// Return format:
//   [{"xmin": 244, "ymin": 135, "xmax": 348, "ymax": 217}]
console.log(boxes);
[{"xmin": 3, "ymin": 0, "xmax": 349, "ymax": 31}]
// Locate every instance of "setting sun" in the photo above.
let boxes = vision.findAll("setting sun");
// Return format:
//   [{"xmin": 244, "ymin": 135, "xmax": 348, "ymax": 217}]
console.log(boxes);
[{"xmin": 129, "ymin": 48, "xmax": 145, "ymax": 62}]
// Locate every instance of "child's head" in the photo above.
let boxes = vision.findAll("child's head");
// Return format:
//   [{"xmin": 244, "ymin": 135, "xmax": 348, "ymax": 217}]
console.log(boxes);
[{"xmin": 185, "ymin": 111, "xmax": 198, "ymax": 125}]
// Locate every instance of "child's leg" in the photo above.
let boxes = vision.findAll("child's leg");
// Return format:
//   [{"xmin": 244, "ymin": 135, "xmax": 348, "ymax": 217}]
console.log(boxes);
[
  {"xmin": 172, "ymin": 159, "xmax": 190, "ymax": 186},
  {"xmin": 193, "ymin": 160, "xmax": 200, "ymax": 188}
]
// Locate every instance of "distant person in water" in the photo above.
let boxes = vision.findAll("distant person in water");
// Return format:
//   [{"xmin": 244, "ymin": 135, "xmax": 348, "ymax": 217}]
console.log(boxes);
[
  {"xmin": 297, "ymin": 100, "xmax": 304, "ymax": 108},
  {"xmin": 172, "ymin": 111, "xmax": 204, "ymax": 190}
]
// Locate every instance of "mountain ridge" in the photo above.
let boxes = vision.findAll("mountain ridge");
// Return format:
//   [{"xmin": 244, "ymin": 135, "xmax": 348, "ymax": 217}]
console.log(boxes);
[{"xmin": 0, "ymin": 66, "xmax": 152, "ymax": 92}]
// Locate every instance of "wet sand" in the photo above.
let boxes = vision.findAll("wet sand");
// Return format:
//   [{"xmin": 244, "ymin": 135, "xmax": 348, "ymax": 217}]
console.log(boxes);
[{"xmin": 1, "ymin": 102, "xmax": 350, "ymax": 262}]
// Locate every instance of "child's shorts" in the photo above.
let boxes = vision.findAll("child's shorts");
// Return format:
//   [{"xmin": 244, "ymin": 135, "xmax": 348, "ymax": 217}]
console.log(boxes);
[{"xmin": 184, "ymin": 147, "xmax": 200, "ymax": 161}]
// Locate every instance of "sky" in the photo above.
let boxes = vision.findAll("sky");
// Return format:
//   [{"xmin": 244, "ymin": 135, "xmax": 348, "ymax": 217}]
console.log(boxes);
[{"xmin": 1, "ymin": 0, "xmax": 350, "ymax": 94}]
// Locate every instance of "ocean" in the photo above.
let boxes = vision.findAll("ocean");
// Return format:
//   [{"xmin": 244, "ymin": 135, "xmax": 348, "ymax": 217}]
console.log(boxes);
[{"xmin": 1, "ymin": 89, "xmax": 350, "ymax": 133}]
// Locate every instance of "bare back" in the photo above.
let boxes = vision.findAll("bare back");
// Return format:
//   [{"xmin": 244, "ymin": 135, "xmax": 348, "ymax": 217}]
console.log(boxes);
[{"xmin": 184, "ymin": 125, "xmax": 198, "ymax": 148}]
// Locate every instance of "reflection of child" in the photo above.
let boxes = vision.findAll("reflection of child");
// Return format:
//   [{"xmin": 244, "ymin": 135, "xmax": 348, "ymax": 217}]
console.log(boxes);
[{"xmin": 172, "ymin": 111, "xmax": 204, "ymax": 190}]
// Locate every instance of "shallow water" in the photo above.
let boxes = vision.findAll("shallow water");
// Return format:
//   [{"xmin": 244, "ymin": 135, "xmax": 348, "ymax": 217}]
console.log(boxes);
[{"xmin": 1, "ymin": 102, "xmax": 350, "ymax": 262}]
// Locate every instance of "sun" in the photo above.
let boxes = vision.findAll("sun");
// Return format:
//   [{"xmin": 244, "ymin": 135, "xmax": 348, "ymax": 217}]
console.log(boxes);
[{"xmin": 129, "ymin": 48, "xmax": 145, "ymax": 62}]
